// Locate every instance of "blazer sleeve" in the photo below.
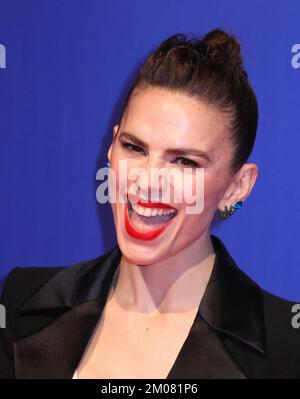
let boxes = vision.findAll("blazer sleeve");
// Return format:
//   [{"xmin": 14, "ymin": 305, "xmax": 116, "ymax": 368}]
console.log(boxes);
[{"xmin": 0, "ymin": 267, "xmax": 21, "ymax": 379}]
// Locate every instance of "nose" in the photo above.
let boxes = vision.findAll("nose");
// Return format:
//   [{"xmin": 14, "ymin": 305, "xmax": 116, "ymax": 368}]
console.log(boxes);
[{"xmin": 129, "ymin": 156, "xmax": 165, "ymax": 202}]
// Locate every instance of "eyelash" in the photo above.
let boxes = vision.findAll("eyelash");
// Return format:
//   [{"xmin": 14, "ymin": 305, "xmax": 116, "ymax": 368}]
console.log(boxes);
[{"xmin": 121, "ymin": 142, "xmax": 201, "ymax": 169}]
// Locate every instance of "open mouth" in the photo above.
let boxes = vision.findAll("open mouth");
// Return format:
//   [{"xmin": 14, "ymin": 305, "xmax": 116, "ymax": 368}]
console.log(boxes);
[
  {"xmin": 125, "ymin": 197, "xmax": 178, "ymax": 240},
  {"xmin": 128, "ymin": 200, "xmax": 177, "ymax": 229}
]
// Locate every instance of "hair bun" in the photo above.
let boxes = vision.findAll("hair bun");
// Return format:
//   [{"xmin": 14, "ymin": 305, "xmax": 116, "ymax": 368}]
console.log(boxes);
[{"xmin": 200, "ymin": 28, "xmax": 246, "ymax": 77}]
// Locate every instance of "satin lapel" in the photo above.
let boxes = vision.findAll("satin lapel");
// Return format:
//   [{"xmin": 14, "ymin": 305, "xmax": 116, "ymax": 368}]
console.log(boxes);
[
  {"xmin": 199, "ymin": 235, "xmax": 267, "ymax": 356},
  {"xmin": 13, "ymin": 244, "xmax": 122, "ymax": 379},
  {"xmin": 14, "ymin": 298, "xmax": 106, "ymax": 379},
  {"xmin": 167, "ymin": 234, "xmax": 267, "ymax": 379},
  {"xmin": 167, "ymin": 314, "xmax": 247, "ymax": 379}
]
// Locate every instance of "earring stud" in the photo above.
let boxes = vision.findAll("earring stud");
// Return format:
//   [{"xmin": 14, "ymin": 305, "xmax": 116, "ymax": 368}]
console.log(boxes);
[{"xmin": 220, "ymin": 200, "xmax": 243, "ymax": 220}]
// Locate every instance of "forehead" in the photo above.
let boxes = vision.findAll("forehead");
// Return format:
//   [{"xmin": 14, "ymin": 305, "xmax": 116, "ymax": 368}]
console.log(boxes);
[{"xmin": 121, "ymin": 88, "xmax": 231, "ymax": 151}]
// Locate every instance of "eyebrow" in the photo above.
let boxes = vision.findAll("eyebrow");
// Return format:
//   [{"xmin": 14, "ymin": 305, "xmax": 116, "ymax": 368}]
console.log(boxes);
[{"xmin": 118, "ymin": 131, "xmax": 213, "ymax": 163}]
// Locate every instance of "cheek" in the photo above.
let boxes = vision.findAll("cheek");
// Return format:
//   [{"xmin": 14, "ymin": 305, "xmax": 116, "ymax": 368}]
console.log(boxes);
[
  {"xmin": 170, "ymin": 170, "xmax": 202, "ymax": 206},
  {"xmin": 109, "ymin": 161, "xmax": 140, "ymax": 208},
  {"xmin": 173, "ymin": 169, "xmax": 206, "ymax": 214},
  {"xmin": 203, "ymin": 172, "xmax": 227, "ymax": 213},
  {"xmin": 180, "ymin": 169, "xmax": 222, "ymax": 216}
]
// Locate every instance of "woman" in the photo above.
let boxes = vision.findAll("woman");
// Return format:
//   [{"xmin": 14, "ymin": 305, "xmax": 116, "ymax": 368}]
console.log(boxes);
[{"xmin": 1, "ymin": 28, "xmax": 299, "ymax": 379}]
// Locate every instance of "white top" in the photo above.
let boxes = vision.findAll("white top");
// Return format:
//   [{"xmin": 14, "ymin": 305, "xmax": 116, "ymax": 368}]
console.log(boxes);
[{"xmin": 71, "ymin": 263, "xmax": 120, "ymax": 380}]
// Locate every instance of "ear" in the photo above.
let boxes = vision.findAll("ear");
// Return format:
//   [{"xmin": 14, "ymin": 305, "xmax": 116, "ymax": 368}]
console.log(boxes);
[
  {"xmin": 217, "ymin": 163, "xmax": 259, "ymax": 211},
  {"xmin": 107, "ymin": 124, "xmax": 119, "ymax": 161},
  {"xmin": 113, "ymin": 124, "xmax": 119, "ymax": 139}
]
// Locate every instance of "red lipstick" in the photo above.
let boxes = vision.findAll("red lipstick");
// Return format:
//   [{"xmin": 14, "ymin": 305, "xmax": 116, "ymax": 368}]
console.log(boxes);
[{"xmin": 124, "ymin": 198, "xmax": 177, "ymax": 241}]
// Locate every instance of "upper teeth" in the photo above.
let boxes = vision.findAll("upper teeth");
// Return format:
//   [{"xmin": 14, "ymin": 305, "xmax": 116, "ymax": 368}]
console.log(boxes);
[{"xmin": 131, "ymin": 203, "xmax": 177, "ymax": 217}]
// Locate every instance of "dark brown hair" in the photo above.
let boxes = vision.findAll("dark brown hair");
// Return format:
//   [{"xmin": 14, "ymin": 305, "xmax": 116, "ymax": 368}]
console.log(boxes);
[{"xmin": 120, "ymin": 28, "xmax": 258, "ymax": 176}]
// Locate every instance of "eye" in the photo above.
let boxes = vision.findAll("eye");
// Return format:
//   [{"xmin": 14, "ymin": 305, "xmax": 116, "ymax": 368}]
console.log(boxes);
[
  {"xmin": 173, "ymin": 157, "xmax": 200, "ymax": 168},
  {"xmin": 121, "ymin": 142, "xmax": 145, "ymax": 154}
]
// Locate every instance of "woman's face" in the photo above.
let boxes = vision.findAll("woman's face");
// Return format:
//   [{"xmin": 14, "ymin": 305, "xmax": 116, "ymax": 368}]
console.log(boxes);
[{"xmin": 107, "ymin": 87, "xmax": 236, "ymax": 265}]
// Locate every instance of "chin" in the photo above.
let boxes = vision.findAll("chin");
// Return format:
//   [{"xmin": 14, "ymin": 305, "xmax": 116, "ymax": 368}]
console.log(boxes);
[{"xmin": 117, "ymin": 238, "xmax": 172, "ymax": 266}]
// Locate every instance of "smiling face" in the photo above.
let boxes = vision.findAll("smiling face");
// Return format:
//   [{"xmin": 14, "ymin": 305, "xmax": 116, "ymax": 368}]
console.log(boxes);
[{"xmin": 107, "ymin": 87, "xmax": 255, "ymax": 265}]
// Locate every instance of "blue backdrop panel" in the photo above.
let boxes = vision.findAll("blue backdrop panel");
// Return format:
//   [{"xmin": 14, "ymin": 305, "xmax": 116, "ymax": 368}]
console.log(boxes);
[{"xmin": 0, "ymin": 0, "xmax": 299, "ymax": 300}]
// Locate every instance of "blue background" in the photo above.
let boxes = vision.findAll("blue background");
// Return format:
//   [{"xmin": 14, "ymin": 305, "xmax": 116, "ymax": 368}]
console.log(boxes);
[{"xmin": 0, "ymin": 0, "xmax": 299, "ymax": 300}]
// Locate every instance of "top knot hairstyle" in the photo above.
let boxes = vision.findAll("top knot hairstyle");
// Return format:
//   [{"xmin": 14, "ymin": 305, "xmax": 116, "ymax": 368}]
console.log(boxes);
[{"xmin": 120, "ymin": 28, "xmax": 258, "ymax": 176}]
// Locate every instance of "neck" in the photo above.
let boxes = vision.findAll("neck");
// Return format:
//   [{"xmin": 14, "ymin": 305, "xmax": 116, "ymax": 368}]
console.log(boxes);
[{"xmin": 111, "ymin": 230, "xmax": 216, "ymax": 315}]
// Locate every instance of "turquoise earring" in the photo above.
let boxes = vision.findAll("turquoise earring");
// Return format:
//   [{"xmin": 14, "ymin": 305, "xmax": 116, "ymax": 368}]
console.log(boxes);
[
  {"xmin": 220, "ymin": 201, "xmax": 243, "ymax": 220},
  {"xmin": 105, "ymin": 161, "xmax": 110, "ymax": 168}
]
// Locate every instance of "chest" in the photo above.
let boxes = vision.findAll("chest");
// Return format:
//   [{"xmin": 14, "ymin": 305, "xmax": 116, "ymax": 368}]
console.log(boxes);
[{"xmin": 76, "ymin": 302, "xmax": 199, "ymax": 379}]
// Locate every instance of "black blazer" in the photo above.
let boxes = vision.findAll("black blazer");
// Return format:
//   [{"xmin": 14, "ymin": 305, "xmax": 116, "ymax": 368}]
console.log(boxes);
[{"xmin": 0, "ymin": 234, "xmax": 299, "ymax": 379}]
